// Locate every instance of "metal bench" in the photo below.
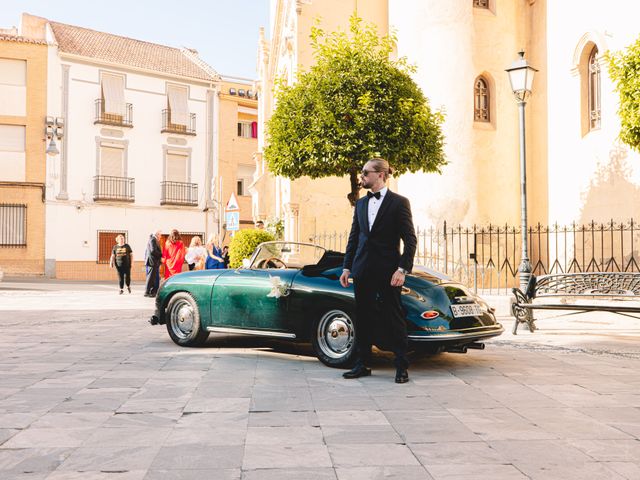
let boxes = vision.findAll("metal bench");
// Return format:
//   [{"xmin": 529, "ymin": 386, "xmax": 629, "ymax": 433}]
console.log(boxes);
[{"xmin": 511, "ymin": 272, "xmax": 640, "ymax": 334}]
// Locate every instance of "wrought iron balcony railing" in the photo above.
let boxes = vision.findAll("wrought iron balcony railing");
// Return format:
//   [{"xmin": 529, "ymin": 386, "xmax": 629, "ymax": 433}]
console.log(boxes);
[
  {"xmin": 93, "ymin": 175, "xmax": 135, "ymax": 202},
  {"xmin": 161, "ymin": 109, "xmax": 196, "ymax": 135},
  {"xmin": 160, "ymin": 181, "xmax": 198, "ymax": 206},
  {"xmin": 94, "ymin": 99, "xmax": 133, "ymax": 127}
]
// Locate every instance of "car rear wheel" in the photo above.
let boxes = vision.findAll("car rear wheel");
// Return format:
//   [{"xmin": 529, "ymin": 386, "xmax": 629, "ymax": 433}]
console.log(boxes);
[
  {"xmin": 165, "ymin": 292, "xmax": 209, "ymax": 347},
  {"xmin": 312, "ymin": 309, "xmax": 356, "ymax": 368}
]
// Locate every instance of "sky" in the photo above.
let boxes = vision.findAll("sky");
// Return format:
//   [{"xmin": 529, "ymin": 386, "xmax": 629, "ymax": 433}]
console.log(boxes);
[{"xmin": 1, "ymin": 0, "xmax": 270, "ymax": 79}]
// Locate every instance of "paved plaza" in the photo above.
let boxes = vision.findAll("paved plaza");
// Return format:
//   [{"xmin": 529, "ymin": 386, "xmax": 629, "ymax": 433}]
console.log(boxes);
[{"xmin": 1, "ymin": 279, "xmax": 639, "ymax": 479}]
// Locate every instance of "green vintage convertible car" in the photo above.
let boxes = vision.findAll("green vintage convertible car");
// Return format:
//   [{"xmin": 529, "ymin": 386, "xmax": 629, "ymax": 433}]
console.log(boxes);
[{"xmin": 150, "ymin": 241, "xmax": 504, "ymax": 368}]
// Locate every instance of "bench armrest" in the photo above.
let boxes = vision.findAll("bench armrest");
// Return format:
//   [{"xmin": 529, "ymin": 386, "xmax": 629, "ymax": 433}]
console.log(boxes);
[{"xmin": 512, "ymin": 287, "xmax": 531, "ymax": 305}]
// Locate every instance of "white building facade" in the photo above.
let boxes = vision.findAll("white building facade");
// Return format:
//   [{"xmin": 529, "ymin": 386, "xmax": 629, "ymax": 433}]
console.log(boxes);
[{"xmin": 42, "ymin": 19, "xmax": 220, "ymax": 279}]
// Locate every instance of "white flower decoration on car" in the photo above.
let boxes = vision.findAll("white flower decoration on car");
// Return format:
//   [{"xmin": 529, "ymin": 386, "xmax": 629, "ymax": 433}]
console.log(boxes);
[{"xmin": 267, "ymin": 275, "xmax": 290, "ymax": 298}]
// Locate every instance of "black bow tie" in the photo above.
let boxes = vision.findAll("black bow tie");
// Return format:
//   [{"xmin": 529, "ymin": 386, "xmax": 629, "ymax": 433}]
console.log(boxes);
[{"xmin": 367, "ymin": 191, "xmax": 381, "ymax": 200}]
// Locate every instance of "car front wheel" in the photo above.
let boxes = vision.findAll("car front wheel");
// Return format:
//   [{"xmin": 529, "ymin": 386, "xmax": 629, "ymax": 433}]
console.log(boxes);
[
  {"xmin": 312, "ymin": 309, "xmax": 356, "ymax": 368},
  {"xmin": 165, "ymin": 292, "xmax": 209, "ymax": 347}
]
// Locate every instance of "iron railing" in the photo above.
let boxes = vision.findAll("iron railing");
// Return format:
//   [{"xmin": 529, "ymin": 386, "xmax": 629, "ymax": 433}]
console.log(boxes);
[
  {"xmin": 94, "ymin": 99, "xmax": 133, "ymax": 127},
  {"xmin": 311, "ymin": 219, "xmax": 640, "ymax": 295},
  {"xmin": 161, "ymin": 110, "xmax": 196, "ymax": 135},
  {"xmin": 93, "ymin": 175, "xmax": 135, "ymax": 202},
  {"xmin": 160, "ymin": 181, "xmax": 198, "ymax": 206},
  {"xmin": 0, "ymin": 203, "xmax": 27, "ymax": 247}
]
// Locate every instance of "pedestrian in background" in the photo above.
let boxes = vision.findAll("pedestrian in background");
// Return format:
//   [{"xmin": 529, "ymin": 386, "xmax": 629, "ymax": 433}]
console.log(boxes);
[
  {"xmin": 144, "ymin": 230, "xmax": 162, "ymax": 297},
  {"xmin": 221, "ymin": 245, "xmax": 230, "ymax": 268},
  {"xmin": 255, "ymin": 220, "xmax": 265, "ymax": 230},
  {"xmin": 162, "ymin": 229, "xmax": 186, "ymax": 278},
  {"xmin": 205, "ymin": 234, "xmax": 226, "ymax": 269},
  {"xmin": 185, "ymin": 236, "xmax": 207, "ymax": 271},
  {"xmin": 109, "ymin": 234, "xmax": 133, "ymax": 294}
]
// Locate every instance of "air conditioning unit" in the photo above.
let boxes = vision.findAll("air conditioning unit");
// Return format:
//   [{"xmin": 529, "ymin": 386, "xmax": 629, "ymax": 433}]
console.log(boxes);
[{"xmin": 229, "ymin": 88, "xmax": 237, "ymax": 95}]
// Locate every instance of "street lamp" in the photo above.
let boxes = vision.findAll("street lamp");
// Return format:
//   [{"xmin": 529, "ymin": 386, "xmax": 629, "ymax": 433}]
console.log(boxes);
[
  {"xmin": 506, "ymin": 51, "xmax": 537, "ymax": 291},
  {"xmin": 45, "ymin": 116, "xmax": 64, "ymax": 156}
]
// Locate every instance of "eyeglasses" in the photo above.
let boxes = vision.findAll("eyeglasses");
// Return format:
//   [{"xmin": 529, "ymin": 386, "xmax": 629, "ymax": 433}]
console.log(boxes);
[{"xmin": 361, "ymin": 169, "xmax": 379, "ymax": 176}]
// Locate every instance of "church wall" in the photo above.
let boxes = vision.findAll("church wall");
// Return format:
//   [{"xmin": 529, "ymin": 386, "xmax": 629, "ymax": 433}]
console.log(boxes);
[{"xmin": 546, "ymin": 0, "xmax": 640, "ymax": 225}]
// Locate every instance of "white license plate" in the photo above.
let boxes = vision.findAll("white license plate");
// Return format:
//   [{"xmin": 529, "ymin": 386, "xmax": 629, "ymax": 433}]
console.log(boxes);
[{"xmin": 450, "ymin": 303, "xmax": 483, "ymax": 318}]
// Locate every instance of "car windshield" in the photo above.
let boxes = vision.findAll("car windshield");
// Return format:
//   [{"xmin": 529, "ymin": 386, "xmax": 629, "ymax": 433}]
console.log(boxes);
[{"xmin": 250, "ymin": 242, "xmax": 326, "ymax": 269}]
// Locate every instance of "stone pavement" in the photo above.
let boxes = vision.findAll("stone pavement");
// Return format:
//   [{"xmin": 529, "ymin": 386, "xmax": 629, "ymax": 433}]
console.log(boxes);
[{"xmin": 0, "ymin": 279, "xmax": 639, "ymax": 479}]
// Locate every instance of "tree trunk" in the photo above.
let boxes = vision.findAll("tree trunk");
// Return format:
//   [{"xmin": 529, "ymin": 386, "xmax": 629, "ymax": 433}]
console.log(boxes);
[{"xmin": 347, "ymin": 170, "xmax": 360, "ymax": 207}]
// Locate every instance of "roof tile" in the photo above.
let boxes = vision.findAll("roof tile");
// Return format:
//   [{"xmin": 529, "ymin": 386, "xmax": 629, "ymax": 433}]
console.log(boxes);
[{"xmin": 49, "ymin": 21, "xmax": 218, "ymax": 81}]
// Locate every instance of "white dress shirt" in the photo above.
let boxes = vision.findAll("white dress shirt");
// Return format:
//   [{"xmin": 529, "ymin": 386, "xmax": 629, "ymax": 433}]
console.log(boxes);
[{"xmin": 367, "ymin": 186, "xmax": 387, "ymax": 230}]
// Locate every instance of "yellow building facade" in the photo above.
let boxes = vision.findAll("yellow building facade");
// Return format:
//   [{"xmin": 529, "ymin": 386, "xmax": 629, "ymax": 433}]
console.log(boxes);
[
  {"xmin": 255, "ymin": 0, "xmax": 639, "ymax": 242},
  {"xmin": 0, "ymin": 32, "xmax": 48, "ymax": 276},
  {"xmin": 216, "ymin": 77, "xmax": 259, "ymax": 239}
]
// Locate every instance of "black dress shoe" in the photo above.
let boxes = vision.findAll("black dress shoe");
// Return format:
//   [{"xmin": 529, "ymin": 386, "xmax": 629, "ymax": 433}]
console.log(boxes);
[
  {"xmin": 342, "ymin": 365, "xmax": 372, "ymax": 379},
  {"xmin": 395, "ymin": 368, "xmax": 409, "ymax": 384}
]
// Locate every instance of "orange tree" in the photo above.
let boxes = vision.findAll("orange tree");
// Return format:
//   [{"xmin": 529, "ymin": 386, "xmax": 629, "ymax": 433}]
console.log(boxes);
[
  {"xmin": 608, "ymin": 36, "xmax": 640, "ymax": 151},
  {"xmin": 264, "ymin": 15, "xmax": 446, "ymax": 206}
]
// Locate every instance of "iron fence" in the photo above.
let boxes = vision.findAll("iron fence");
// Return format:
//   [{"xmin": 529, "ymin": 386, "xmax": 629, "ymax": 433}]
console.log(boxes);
[
  {"xmin": 94, "ymin": 99, "xmax": 133, "ymax": 127},
  {"xmin": 93, "ymin": 175, "xmax": 135, "ymax": 202},
  {"xmin": 160, "ymin": 181, "xmax": 198, "ymax": 206},
  {"xmin": 161, "ymin": 110, "xmax": 196, "ymax": 135},
  {"xmin": 311, "ymin": 219, "xmax": 640, "ymax": 295}
]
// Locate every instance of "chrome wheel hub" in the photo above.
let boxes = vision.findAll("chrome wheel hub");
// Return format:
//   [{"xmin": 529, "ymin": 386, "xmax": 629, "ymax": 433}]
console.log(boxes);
[
  {"xmin": 170, "ymin": 301, "xmax": 194, "ymax": 339},
  {"xmin": 318, "ymin": 310, "xmax": 354, "ymax": 359}
]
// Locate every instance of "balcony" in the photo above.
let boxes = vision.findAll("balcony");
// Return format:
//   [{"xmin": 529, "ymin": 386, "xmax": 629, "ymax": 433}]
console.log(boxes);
[
  {"xmin": 161, "ymin": 181, "xmax": 198, "ymax": 206},
  {"xmin": 93, "ymin": 176, "xmax": 135, "ymax": 202},
  {"xmin": 94, "ymin": 99, "xmax": 133, "ymax": 127},
  {"xmin": 161, "ymin": 109, "xmax": 196, "ymax": 135}
]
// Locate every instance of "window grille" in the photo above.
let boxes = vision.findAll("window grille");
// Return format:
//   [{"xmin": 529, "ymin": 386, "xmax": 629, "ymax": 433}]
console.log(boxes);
[
  {"xmin": 474, "ymin": 77, "xmax": 490, "ymax": 122},
  {"xmin": 97, "ymin": 230, "xmax": 127, "ymax": 263},
  {"xmin": 0, "ymin": 204, "xmax": 26, "ymax": 247},
  {"xmin": 588, "ymin": 47, "xmax": 601, "ymax": 130}
]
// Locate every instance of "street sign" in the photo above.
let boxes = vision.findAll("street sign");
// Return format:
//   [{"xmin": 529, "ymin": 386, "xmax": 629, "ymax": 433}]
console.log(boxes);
[
  {"xmin": 226, "ymin": 192, "xmax": 239, "ymax": 211},
  {"xmin": 226, "ymin": 211, "xmax": 240, "ymax": 231}
]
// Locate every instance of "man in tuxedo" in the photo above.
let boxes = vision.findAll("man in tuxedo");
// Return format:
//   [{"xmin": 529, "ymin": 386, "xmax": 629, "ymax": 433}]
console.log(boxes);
[{"xmin": 340, "ymin": 158, "xmax": 417, "ymax": 383}]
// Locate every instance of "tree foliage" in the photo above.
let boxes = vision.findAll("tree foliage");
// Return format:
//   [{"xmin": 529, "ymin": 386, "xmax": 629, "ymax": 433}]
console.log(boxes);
[
  {"xmin": 264, "ymin": 15, "xmax": 446, "ymax": 205},
  {"xmin": 607, "ymin": 37, "xmax": 640, "ymax": 151}
]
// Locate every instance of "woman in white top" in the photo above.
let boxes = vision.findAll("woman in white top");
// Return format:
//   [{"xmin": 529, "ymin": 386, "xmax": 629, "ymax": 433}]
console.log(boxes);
[{"xmin": 185, "ymin": 236, "xmax": 207, "ymax": 270}]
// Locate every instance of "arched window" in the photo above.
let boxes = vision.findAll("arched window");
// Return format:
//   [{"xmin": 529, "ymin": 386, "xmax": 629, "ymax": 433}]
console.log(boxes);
[
  {"xmin": 474, "ymin": 76, "xmax": 490, "ymax": 122},
  {"xmin": 588, "ymin": 46, "xmax": 601, "ymax": 130},
  {"xmin": 473, "ymin": 0, "xmax": 489, "ymax": 8}
]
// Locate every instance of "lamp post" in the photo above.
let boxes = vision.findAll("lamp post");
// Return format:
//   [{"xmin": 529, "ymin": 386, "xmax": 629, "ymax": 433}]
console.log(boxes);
[{"xmin": 506, "ymin": 51, "xmax": 537, "ymax": 291}]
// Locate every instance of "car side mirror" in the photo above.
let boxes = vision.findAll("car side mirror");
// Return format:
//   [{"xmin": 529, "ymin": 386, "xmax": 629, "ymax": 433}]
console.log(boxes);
[{"xmin": 242, "ymin": 259, "xmax": 251, "ymax": 269}]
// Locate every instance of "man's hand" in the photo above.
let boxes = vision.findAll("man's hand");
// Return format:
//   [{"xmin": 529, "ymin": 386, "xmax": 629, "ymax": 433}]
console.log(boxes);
[
  {"xmin": 391, "ymin": 270, "xmax": 405, "ymax": 287},
  {"xmin": 339, "ymin": 270, "xmax": 351, "ymax": 288}
]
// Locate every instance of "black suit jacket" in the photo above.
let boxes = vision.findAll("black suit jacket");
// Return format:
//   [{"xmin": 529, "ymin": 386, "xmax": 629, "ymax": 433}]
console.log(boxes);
[
  {"xmin": 343, "ymin": 190, "xmax": 417, "ymax": 280},
  {"xmin": 144, "ymin": 235, "xmax": 162, "ymax": 267}
]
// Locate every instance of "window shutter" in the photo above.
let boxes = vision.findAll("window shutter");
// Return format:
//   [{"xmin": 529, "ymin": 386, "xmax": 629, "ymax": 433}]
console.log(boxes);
[
  {"xmin": 166, "ymin": 153, "xmax": 187, "ymax": 182},
  {"xmin": 100, "ymin": 146, "xmax": 124, "ymax": 176},
  {"xmin": 167, "ymin": 85, "xmax": 189, "ymax": 126},
  {"xmin": 0, "ymin": 125, "xmax": 25, "ymax": 152},
  {"xmin": 101, "ymin": 74, "xmax": 125, "ymax": 115},
  {"xmin": 0, "ymin": 59, "xmax": 26, "ymax": 86}
]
